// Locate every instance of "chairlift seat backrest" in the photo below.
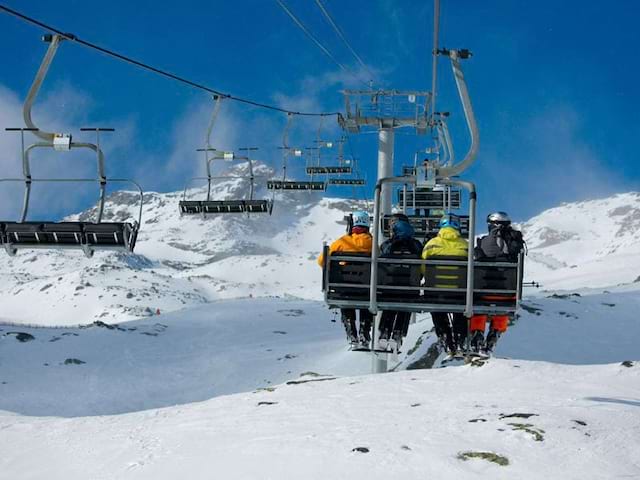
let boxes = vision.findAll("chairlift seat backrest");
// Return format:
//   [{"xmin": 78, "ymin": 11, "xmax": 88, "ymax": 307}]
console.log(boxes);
[
  {"xmin": 398, "ymin": 188, "xmax": 461, "ymax": 209},
  {"xmin": 306, "ymin": 166, "xmax": 352, "ymax": 175},
  {"xmin": 3, "ymin": 221, "xmax": 84, "ymax": 245},
  {"xmin": 179, "ymin": 200, "xmax": 273, "ymax": 215},
  {"xmin": 381, "ymin": 215, "xmax": 470, "ymax": 238},
  {"xmin": 422, "ymin": 255, "xmax": 467, "ymax": 305},
  {"xmin": 1, "ymin": 221, "xmax": 137, "ymax": 251},
  {"xmin": 377, "ymin": 255, "xmax": 421, "ymax": 301},
  {"xmin": 328, "ymin": 178, "xmax": 366, "ymax": 186},
  {"xmin": 84, "ymin": 222, "xmax": 137, "ymax": 249},
  {"xmin": 327, "ymin": 252, "xmax": 371, "ymax": 300},
  {"xmin": 267, "ymin": 180, "xmax": 326, "ymax": 191}
]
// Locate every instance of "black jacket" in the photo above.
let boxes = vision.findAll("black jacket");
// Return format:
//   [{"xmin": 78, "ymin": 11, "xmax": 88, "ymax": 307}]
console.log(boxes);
[
  {"xmin": 380, "ymin": 236, "xmax": 423, "ymax": 258},
  {"xmin": 476, "ymin": 226, "xmax": 523, "ymax": 262}
]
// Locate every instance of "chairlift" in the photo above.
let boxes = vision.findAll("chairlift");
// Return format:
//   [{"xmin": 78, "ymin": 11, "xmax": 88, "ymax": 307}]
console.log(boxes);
[
  {"xmin": 178, "ymin": 97, "xmax": 272, "ymax": 216},
  {"xmin": 323, "ymin": 48, "xmax": 524, "ymax": 359},
  {"xmin": 179, "ymin": 148, "xmax": 273, "ymax": 216},
  {"xmin": 327, "ymin": 152, "xmax": 366, "ymax": 187},
  {"xmin": 0, "ymin": 35, "xmax": 142, "ymax": 258},
  {"xmin": 267, "ymin": 113, "xmax": 327, "ymax": 192},
  {"xmin": 305, "ymin": 136, "xmax": 352, "ymax": 176}
]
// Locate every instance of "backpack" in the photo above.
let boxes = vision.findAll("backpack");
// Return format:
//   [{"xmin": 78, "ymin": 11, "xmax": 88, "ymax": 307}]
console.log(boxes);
[
  {"xmin": 476, "ymin": 227, "xmax": 525, "ymax": 261},
  {"xmin": 502, "ymin": 228, "xmax": 526, "ymax": 260}
]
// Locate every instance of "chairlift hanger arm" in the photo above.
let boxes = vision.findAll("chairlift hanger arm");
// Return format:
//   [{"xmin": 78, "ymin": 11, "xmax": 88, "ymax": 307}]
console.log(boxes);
[
  {"xmin": 23, "ymin": 33, "xmax": 64, "ymax": 142},
  {"xmin": 439, "ymin": 118, "xmax": 455, "ymax": 166},
  {"xmin": 435, "ymin": 49, "xmax": 478, "ymax": 179},
  {"xmin": 21, "ymin": 141, "xmax": 109, "ymax": 222}
]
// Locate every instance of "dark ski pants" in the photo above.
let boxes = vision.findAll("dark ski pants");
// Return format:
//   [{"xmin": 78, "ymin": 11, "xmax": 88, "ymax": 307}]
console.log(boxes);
[
  {"xmin": 379, "ymin": 310, "xmax": 411, "ymax": 337},
  {"xmin": 341, "ymin": 308, "xmax": 373, "ymax": 339},
  {"xmin": 431, "ymin": 312, "xmax": 468, "ymax": 348}
]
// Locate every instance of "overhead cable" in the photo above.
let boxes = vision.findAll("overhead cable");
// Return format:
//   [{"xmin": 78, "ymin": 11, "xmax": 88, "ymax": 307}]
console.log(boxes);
[
  {"xmin": 313, "ymin": 0, "xmax": 376, "ymax": 85},
  {"xmin": 0, "ymin": 4, "xmax": 341, "ymax": 117},
  {"xmin": 275, "ymin": 0, "xmax": 347, "ymax": 72}
]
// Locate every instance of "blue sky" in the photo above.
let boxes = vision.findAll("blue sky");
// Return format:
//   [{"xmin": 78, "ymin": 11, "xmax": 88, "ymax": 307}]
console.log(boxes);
[{"xmin": 0, "ymin": 0, "xmax": 638, "ymax": 222}]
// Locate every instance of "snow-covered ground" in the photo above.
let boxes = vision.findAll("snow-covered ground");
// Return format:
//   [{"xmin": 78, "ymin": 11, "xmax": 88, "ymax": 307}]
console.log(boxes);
[
  {"xmin": 1, "ymin": 360, "xmax": 639, "ymax": 479},
  {"xmin": 1, "ymin": 184, "xmax": 639, "ymax": 478}
]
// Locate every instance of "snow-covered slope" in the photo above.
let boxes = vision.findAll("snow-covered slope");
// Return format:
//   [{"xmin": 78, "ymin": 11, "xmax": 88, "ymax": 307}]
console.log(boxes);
[
  {"xmin": 521, "ymin": 192, "xmax": 640, "ymax": 289},
  {"xmin": 0, "ymin": 162, "xmax": 365, "ymax": 326},
  {"xmin": 1, "ymin": 185, "xmax": 639, "ymax": 479},
  {"xmin": 1, "ymin": 359, "xmax": 639, "ymax": 480}
]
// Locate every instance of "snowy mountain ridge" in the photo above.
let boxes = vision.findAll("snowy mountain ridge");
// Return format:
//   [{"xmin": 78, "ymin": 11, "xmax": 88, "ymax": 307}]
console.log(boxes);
[
  {"xmin": 1, "ymin": 169, "xmax": 639, "ymax": 326},
  {"xmin": 519, "ymin": 192, "xmax": 640, "ymax": 289}
]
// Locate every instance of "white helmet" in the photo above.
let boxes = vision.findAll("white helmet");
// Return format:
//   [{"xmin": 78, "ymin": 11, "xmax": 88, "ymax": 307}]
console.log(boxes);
[{"xmin": 352, "ymin": 210, "xmax": 370, "ymax": 228}]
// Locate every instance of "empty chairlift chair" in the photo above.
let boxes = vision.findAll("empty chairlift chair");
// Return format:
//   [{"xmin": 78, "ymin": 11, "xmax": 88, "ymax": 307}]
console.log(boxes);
[
  {"xmin": 0, "ymin": 127, "xmax": 143, "ymax": 258},
  {"xmin": 0, "ymin": 35, "xmax": 142, "ymax": 258},
  {"xmin": 179, "ymin": 149, "xmax": 273, "ymax": 216},
  {"xmin": 268, "ymin": 147, "xmax": 327, "ymax": 191},
  {"xmin": 267, "ymin": 114, "xmax": 327, "ymax": 192}
]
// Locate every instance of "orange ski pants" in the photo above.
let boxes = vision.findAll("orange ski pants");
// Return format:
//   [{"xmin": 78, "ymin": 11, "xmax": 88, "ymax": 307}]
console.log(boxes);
[{"xmin": 470, "ymin": 314, "xmax": 509, "ymax": 333}]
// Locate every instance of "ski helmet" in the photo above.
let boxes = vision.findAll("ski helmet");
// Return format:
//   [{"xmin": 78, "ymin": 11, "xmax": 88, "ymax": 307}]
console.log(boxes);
[
  {"xmin": 391, "ymin": 218, "xmax": 415, "ymax": 239},
  {"xmin": 352, "ymin": 210, "xmax": 370, "ymax": 228},
  {"xmin": 487, "ymin": 211, "xmax": 511, "ymax": 228},
  {"xmin": 439, "ymin": 212, "xmax": 461, "ymax": 230}
]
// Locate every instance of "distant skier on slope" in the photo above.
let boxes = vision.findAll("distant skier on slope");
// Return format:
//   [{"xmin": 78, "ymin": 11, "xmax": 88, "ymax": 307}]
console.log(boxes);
[
  {"xmin": 377, "ymin": 213, "xmax": 423, "ymax": 351},
  {"xmin": 317, "ymin": 210, "xmax": 373, "ymax": 347},
  {"xmin": 470, "ymin": 211, "xmax": 526, "ymax": 354},
  {"xmin": 421, "ymin": 213, "xmax": 469, "ymax": 355}
]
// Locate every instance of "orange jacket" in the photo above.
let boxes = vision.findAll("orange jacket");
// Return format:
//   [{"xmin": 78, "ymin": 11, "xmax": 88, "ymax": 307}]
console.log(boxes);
[{"xmin": 317, "ymin": 232, "xmax": 373, "ymax": 266}]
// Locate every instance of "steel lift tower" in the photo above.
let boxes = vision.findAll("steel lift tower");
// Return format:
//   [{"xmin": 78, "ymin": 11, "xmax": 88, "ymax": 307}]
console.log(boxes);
[{"xmin": 340, "ymin": 90, "xmax": 431, "ymax": 372}]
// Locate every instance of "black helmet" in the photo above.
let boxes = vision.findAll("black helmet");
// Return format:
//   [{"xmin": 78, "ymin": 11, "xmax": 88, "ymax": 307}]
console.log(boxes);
[{"xmin": 487, "ymin": 211, "xmax": 511, "ymax": 229}]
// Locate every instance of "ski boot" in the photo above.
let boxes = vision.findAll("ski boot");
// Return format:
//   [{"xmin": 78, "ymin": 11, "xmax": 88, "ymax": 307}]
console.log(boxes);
[
  {"xmin": 485, "ymin": 328, "xmax": 502, "ymax": 354},
  {"xmin": 358, "ymin": 332, "xmax": 371, "ymax": 349},
  {"xmin": 470, "ymin": 330, "xmax": 485, "ymax": 353},
  {"xmin": 378, "ymin": 329, "xmax": 391, "ymax": 351},
  {"xmin": 390, "ymin": 330, "xmax": 403, "ymax": 351}
]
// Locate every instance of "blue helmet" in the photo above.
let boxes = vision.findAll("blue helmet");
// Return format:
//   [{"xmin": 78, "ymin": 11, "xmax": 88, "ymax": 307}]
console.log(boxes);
[
  {"xmin": 439, "ymin": 212, "xmax": 461, "ymax": 230},
  {"xmin": 391, "ymin": 218, "xmax": 415, "ymax": 239},
  {"xmin": 352, "ymin": 210, "xmax": 370, "ymax": 228}
]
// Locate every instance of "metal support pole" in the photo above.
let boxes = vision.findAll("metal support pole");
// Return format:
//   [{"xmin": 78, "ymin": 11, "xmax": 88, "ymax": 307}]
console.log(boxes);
[
  {"xmin": 372, "ymin": 128, "xmax": 394, "ymax": 373},
  {"xmin": 370, "ymin": 182, "xmax": 385, "ymax": 373},
  {"xmin": 377, "ymin": 128, "xmax": 394, "ymax": 215}
]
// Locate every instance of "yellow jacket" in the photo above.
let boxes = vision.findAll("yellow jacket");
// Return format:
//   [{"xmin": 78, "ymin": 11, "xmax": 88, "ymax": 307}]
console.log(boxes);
[
  {"xmin": 421, "ymin": 227, "xmax": 468, "ymax": 259},
  {"xmin": 317, "ymin": 232, "xmax": 372, "ymax": 266}
]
